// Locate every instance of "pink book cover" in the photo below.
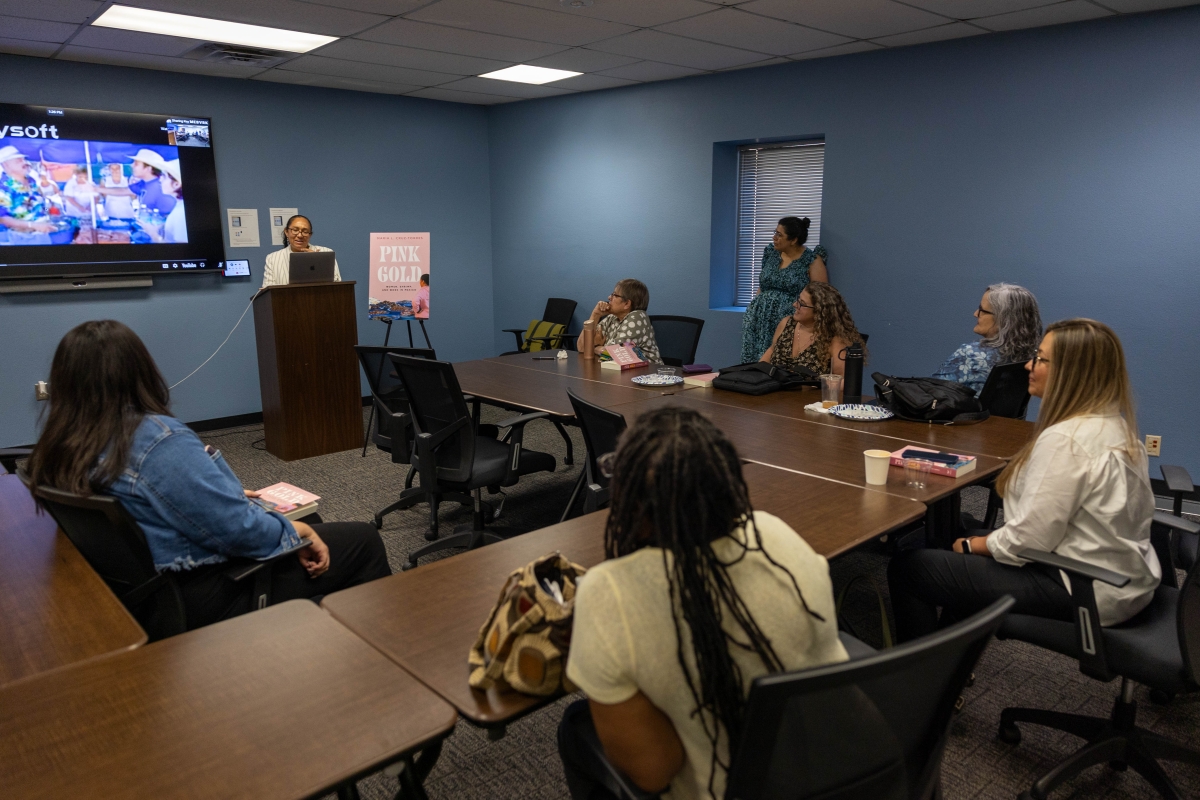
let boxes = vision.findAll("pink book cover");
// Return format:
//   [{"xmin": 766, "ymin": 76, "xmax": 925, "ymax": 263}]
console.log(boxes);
[
  {"xmin": 888, "ymin": 446, "xmax": 977, "ymax": 478},
  {"xmin": 368, "ymin": 232, "xmax": 430, "ymax": 320},
  {"xmin": 604, "ymin": 344, "xmax": 647, "ymax": 369},
  {"xmin": 257, "ymin": 482, "xmax": 321, "ymax": 513},
  {"xmin": 683, "ymin": 372, "xmax": 720, "ymax": 386}
]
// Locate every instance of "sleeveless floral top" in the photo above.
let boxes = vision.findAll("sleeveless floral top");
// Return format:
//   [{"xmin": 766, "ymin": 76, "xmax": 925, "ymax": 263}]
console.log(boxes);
[{"xmin": 768, "ymin": 316, "xmax": 830, "ymax": 374}]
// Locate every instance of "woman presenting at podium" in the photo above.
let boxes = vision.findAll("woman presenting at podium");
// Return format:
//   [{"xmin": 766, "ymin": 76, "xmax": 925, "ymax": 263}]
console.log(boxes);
[{"xmin": 262, "ymin": 214, "xmax": 342, "ymax": 287}]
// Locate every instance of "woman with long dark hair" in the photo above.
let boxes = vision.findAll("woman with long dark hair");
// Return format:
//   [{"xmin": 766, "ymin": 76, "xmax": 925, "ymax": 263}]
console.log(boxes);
[
  {"xmin": 26, "ymin": 320, "xmax": 390, "ymax": 629},
  {"xmin": 759, "ymin": 281, "xmax": 865, "ymax": 376},
  {"xmin": 739, "ymin": 216, "xmax": 829, "ymax": 363},
  {"xmin": 559, "ymin": 407, "xmax": 846, "ymax": 799}
]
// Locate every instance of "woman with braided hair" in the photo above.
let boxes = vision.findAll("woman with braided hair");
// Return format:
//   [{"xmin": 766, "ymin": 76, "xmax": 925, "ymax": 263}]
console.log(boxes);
[
  {"xmin": 760, "ymin": 281, "xmax": 866, "ymax": 376},
  {"xmin": 559, "ymin": 407, "xmax": 846, "ymax": 799}
]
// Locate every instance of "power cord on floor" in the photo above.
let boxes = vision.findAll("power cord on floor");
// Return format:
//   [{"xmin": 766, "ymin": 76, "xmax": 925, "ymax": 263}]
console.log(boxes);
[{"xmin": 169, "ymin": 293, "xmax": 258, "ymax": 391}]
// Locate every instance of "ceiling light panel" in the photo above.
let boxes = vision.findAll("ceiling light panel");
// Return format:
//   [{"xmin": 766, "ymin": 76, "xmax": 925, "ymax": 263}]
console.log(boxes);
[
  {"xmin": 93, "ymin": 5, "xmax": 338, "ymax": 53},
  {"xmin": 480, "ymin": 64, "xmax": 581, "ymax": 83}
]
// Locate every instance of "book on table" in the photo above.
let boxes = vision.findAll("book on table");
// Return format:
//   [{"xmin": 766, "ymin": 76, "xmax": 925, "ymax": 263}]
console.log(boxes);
[
  {"xmin": 888, "ymin": 446, "xmax": 977, "ymax": 478},
  {"xmin": 683, "ymin": 372, "xmax": 720, "ymax": 387},
  {"xmin": 253, "ymin": 482, "xmax": 320, "ymax": 520},
  {"xmin": 600, "ymin": 343, "xmax": 648, "ymax": 371}
]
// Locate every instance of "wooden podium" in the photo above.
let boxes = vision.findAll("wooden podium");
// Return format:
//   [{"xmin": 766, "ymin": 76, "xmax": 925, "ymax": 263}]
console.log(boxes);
[{"xmin": 253, "ymin": 282, "xmax": 361, "ymax": 461}]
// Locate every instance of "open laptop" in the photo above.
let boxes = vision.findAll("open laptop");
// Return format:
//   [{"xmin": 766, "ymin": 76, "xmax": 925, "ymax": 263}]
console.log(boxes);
[{"xmin": 288, "ymin": 251, "xmax": 336, "ymax": 284}]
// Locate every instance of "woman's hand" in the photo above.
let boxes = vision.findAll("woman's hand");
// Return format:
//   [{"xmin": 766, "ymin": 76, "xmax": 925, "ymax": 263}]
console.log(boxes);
[
  {"xmin": 243, "ymin": 489, "xmax": 261, "ymax": 498},
  {"xmin": 24, "ymin": 221, "xmax": 57, "ymax": 233},
  {"xmin": 292, "ymin": 521, "xmax": 331, "ymax": 577},
  {"xmin": 591, "ymin": 300, "xmax": 610, "ymax": 321}
]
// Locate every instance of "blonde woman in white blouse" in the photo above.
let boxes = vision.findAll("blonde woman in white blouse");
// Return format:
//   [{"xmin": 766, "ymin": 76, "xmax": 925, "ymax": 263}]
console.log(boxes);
[
  {"xmin": 261, "ymin": 214, "xmax": 341, "ymax": 288},
  {"xmin": 889, "ymin": 318, "xmax": 1159, "ymax": 641}
]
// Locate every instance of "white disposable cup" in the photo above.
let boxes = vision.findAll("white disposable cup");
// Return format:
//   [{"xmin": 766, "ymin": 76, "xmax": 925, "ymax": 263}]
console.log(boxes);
[{"xmin": 864, "ymin": 449, "xmax": 892, "ymax": 485}]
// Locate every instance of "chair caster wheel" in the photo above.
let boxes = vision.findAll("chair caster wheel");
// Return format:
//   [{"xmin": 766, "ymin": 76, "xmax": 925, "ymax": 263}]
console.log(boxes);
[
  {"xmin": 1149, "ymin": 688, "xmax": 1174, "ymax": 705},
  {"xmin": 424, "ymin": 528, "xmax": 439, "ymax": 542},
  {"xmin": 1108, "ymin": 759, "xmax": 1128, "ymax": 772},
  {"xmin": 998, "ymin": 722, "xmax": 1022, "ymax": 744},
  {"xmin": 372, "ymin": 516, "xmax": 383, "ymax": 529},
  {"xmin": 402, "ymin": 560, "xmax": 417, "ymax": 571}
]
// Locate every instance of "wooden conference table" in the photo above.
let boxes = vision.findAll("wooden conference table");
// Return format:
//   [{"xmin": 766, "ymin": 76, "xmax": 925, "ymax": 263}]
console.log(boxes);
[
  {"xmin": 0, "ymin": 600, "xmax": 457, "ymax": 800},
  {"xmin": 323, "ymin": 461, "xmax": 925, "ymax": 730},
  {"xmin": 0, "ymin": 473, "xmax": 146, "ymax": 687}
]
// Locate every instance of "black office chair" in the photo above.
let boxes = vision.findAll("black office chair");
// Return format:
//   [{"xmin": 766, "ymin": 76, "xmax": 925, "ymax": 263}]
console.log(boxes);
[
  {"xmin": 561, "ymin": 388, "xmax": 627, "ymax": 522},
  {"xmin": 33, "ymin": 486, "xmax": 305, "ymax": 641},
  {"xmin": 973, "ymin": 361, "xmax": 1033, "ymax": 529},
  {"xmin": 502, "ymin": 297, "xmax": 578, "ymax": 354},
  {"xmin": 647, "ymin": 315, "xmax": 704, "ymax": 367},
  {"xmin": 390, "ymin": 355, "xmax": 558, "ymax": 569},
  {"xmin": 995, "ymin": 513, "xmax": 1200, "ymax": 800},
  {"xmin": 1159, "ymin": 464, "xmax": 1196, "ymax": 570},
  {"xmin": 581, "ymin": 598, "xmax": 1013, "ymax": 800},
  {"xmin": 1, "ymin": 447, "xmax": 31, "ymax": 475}
]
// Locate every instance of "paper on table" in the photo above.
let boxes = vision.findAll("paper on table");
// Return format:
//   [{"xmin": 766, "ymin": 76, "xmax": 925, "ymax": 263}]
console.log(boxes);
[{"xmin": 805, "ymin": 401, "xmax": 832, "ymax": 414}]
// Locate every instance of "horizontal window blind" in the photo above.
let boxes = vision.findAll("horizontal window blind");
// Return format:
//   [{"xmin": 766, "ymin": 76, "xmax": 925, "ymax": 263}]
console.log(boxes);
[{"xmin": 734, "ymin": 142, "xmax": 825, "ymax": 307}]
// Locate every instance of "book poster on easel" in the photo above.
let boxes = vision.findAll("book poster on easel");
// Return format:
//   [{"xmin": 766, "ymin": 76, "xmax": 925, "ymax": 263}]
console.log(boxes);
[{"xmin": 368, "ymin": 232, "xmax": 430, "ymax": 321}]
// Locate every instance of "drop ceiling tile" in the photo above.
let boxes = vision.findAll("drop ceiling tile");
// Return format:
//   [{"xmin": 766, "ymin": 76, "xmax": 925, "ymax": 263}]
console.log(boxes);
[
  {"xmin": 503, "ymin": 0, "xmax": 714, "ymax": 27},
  {"xmin": 595, "ymin": 59, "xmax": 703, "ymax": 80},
  {"xmin": 406, "ymin": 0, "xmax": 634, "ymax": 46},
  {"xmin": 407, "ymin": 85, "xmax": 521, "ymax": 104},
  {"xmin": 973, "ymin": 0, "xmax": 1113, "ymax": 31},
  {"xmin": 69, "ymin": 26, "xmax": 203, "ymax": 57},
  {"xmin": 359, "ymin": 19, "xmax": 569, "ymax": 61},
  {"xmin": 716, "ymin": 55, "xmax": 790, "ymax": 70},
  {"xmin": 656, "ymin": 8, "xmax": 850, "ymax": 56},
  {"xmin": 0, "ymin": 14, "xmax": 77, "ymax": 42},
  {"xmin": 57, "ymin": 45, "xmax": 269, "ymax": 77},
  {"xmin": 789, "ymin": 40, "xmax": 883, "ymax": 59},
  {"xmin": 898, "ymin": 0, "xmax": 1062, "ymax": 18},
  {"xmin": 0, "ymin": 0, "xmax": 100, "ymax": 24},
  {"xmin": 314, "ymin": 38, "xmax": 508, "ymax": 75},
  {"xmin": 255, "ymin": 69, "xmax": 420, "ymax": 92},
  {"xmin": 587, "ymin": 29, "xmax": 768, "ymax": 69},
  {"xmin": 740, "ymin": 0, "xmax": 951, "ymax": 38},
  {"xmin": 0, "ymin": 36, "xmax": 61, "ymax": 56},
  {"xmin": 527, "ymin": 47, "xmax": 640, "ymax": 72},
  {"xmin": 871, "ymin": 20, "xmax": 986, "ymax": 46},
  {"xmin": 126, "ymin": 0, "xmax": 387, "ymax": 37},
  {"xmin": 281, "ymin": 53, "xmax": 460, "ymax": 85},
  {"xmin": 438, "ymin": 74, "xmax": 577, "ymax": 97},
  {"xmin": 297, "ymin": 0, "xmax": 426, "ymax": 13},
  {"xmin": 552, "ymin": 71, "xmax": 640, "ymax": 90},
  {"xmin": 1094, "ymin": 0, "xmax": 1198, "ymax": 10}
]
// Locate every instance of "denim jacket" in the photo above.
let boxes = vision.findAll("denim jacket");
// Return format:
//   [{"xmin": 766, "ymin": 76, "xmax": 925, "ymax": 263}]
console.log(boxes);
[{"xmin": 103, "ymin": 415, "xmax": 303, "ymax": 572}]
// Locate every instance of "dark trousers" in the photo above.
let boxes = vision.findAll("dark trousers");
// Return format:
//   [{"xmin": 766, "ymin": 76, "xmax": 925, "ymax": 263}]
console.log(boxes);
[
  {"xmin": 175, "ymin": 521, "xmax": 392, "ymax": 629},
  {"xmin": 887, "ymin": 545, "xmax": 1074, "ymax": 643},
  {"xmin": 558, "ymin": 699, "xmax": 634, "ymax": 800}
]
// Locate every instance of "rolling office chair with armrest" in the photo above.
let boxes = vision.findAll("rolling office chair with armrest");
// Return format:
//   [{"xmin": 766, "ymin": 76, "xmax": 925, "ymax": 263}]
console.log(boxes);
[
  {"xmin": 572, "ymin": 598, "xmax": 1014, "ymax": 800},
  {"xmin": 1, "ymin": 448, "xmax": 32, "ymax": 475},
  {"xmin": 647, "ymin": 315, "xmax": 704, "ymax": 367},
  {"xmin": 33, "ymin": 485, "xmax": 307, "ymax": 642},
  {"xmin": 973, "ymin": 361, "xmax": 1033, "ymax": 529},
  {"xmin": 502, "ymin": 297, "xmax": 578, "ymax": 354},
  {"xmin": 996, "ymin": 512, "xmax": 1200, "ymax": 800},
  {"xmin": 560, "ymin": 388, "xmax": 627, "ymax": 522},
  {"xmin": 1159, "ymin": 464, "xmax": 1196, "ymax": 571},
  {"xmin": 390, "ymin": 355, "xmax": 558, "ymax": 569}
]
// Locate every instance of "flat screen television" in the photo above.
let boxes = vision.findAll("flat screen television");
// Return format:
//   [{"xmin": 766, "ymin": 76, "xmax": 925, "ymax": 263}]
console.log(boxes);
[{"xmin": 0, "ymin": 103, "xmax": 225, "ymax": 284}]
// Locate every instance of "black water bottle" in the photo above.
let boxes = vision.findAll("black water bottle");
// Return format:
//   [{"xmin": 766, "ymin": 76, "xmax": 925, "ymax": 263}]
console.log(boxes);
[{"xmin": 843, "ymin": 342, "xmax": 864, "ymax": 403}]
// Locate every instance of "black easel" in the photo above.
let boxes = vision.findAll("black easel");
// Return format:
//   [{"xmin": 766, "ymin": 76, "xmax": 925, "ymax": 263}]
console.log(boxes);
[{"xmin": 362, "ymin": 317, "xmax": 433, "ymax": 456}]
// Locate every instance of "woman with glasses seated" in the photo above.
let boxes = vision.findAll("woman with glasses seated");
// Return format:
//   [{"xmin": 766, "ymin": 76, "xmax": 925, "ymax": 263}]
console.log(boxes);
[
  {"xmin": 588, "ymin": 278, "xmax": 663, "ymax": 364},
  {"xmin": 558, "ymin": 407, "xmax": 846, "ymax": 800},
  {"xmin": 933, "ymin": 283, "xmax": 1041, "ymax": 394},
  {"xmin": 889, "ymin": 319, "xmax": 1160, "ymax": 641},
  {"xmin": 759, "ymin": 282, "xmax": 864, "ymax": 376},
  {"xmin": 261, "ymin": 214, "xmax": 342, "ymax": 287}
]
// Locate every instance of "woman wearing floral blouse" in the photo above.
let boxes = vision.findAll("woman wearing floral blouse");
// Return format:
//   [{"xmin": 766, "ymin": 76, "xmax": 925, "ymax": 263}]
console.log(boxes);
[
  {"xmin": 739, "ymin": 216, "xmax": 828, "ymax": 364},
  {"xmin": 934, "ymin": 283, "xmax": 1042, "ymax": 395},
  {"xmin": 589, "ymin": 278, "xmax": 663, "ymax": 365}
]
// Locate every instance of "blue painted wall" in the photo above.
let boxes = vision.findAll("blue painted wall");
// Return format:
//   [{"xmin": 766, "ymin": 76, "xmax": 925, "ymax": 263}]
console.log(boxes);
[
  {"xmin": 0, "ymin": 54, "xmax": 494, "ymax": 447},
  {"xmin": 488, "ymin": 8, "xmax": 1200, "ymax": 475}
]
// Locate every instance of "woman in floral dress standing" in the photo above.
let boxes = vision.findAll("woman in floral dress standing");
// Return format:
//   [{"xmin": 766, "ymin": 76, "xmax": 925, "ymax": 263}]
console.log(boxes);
[{"xmin": 739, "ymin": 216, "xmax": 828, "ymax": 364}]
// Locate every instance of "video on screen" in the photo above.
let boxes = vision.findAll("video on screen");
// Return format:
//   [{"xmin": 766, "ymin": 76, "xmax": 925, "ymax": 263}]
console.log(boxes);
[{"xmin": 0, "ymin": 138, "xmax": 186, "ymax": 246}]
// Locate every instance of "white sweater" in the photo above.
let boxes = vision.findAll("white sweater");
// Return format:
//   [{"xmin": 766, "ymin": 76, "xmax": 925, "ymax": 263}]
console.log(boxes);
[{"xmin": 261, "ymin": 245, "xmax": 341, "ymax": 288}]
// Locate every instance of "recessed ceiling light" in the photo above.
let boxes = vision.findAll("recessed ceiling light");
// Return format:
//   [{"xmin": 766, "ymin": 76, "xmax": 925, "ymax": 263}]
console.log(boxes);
[
  {"xmin": 479, "ymin": 65, "xmax": 582, "ymax": 85},
  {"xmin": 93, "ymin": 5, "xmax": 337, "ymax": 54}
]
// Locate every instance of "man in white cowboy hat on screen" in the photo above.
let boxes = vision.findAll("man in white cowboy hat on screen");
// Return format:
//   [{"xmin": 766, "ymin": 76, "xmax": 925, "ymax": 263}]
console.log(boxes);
[
  {"xmin": 95, "ymin": 147, "xmax": 177, "ymax": 217},
  {"xmin": 0, "ymin": 145, "xmax": 56, "ymax": 245},
  {"xmin": 138, "ymin": 158, "xmax": 187, "ymax": 244}
]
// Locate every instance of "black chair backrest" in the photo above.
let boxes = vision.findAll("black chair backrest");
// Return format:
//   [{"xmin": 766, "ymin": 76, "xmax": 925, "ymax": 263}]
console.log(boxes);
[
  {"xmin": 726, "ymin": 597, "xmax": 1013, "ymax": 800},
  {"xmin": 355, "ymin": 346, "xmax": 436, "ymax": 451},
  {"xmin": 543, "ymin": 298, "xmax": 578, "ymax": 329},
  {"xmin": 34, "ymin": 485, "xmax": 185, "ymax": 640},
  {"xmin": 390, "ymin": 356, "xmax": 476, "ymax": 484},
  {"xmin": 1162, "ymin": 516, "xmax": 1200, "ymax": 686},
  {"xmin": 978, "ymin": 361, "xmax": 1030, "ymax": 419},
  {"xmin": 648, "ymin": 315, "xmax": 705, "ymax": 367},
  {"xmin": 567, "ymin": 388, "xmax": 628, "ymax": 490}
]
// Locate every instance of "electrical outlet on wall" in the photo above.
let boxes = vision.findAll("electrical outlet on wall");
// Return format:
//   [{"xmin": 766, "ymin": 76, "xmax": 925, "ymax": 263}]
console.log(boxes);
[
  {"xmin": 34, "ymin": 381, "xmax": 49, "ymax": 401},
  {"xmin": 1145, "ymin": 435, "xmax": 1162, "ymax": 457}
]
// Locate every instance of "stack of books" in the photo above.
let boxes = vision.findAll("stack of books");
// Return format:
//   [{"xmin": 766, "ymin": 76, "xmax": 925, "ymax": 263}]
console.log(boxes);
[{"xmin": 888, "ymin": 446, "xmax": 977, "ymax": 477}]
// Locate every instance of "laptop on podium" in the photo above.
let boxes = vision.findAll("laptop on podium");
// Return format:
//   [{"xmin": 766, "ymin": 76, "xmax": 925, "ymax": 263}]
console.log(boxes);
[{"xmin": 288, "ymin": 251, "xmax": 336, "ymax": 284}]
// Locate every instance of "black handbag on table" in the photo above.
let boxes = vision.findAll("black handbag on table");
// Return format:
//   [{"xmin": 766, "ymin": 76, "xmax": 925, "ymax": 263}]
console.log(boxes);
[
  {"xmin": 712, "ymin": 362, "xmax": 818, "ymax": 396},
  {"xmin": 871, "ymin": 372, "xmax": 990, "ymax": 424}
]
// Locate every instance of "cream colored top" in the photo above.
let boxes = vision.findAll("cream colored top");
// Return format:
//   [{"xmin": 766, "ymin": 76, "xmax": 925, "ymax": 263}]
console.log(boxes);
[
  {"xmin": 567, "ymin": 511, "xmax": 847, "ymax": 800},
  {"xmin": 261, "ymin": 244, "xmax": 341, "ymax": 288},
  {"xmin": 987, "ymin": 413, "xmax": 1160, "ymax": 625}
]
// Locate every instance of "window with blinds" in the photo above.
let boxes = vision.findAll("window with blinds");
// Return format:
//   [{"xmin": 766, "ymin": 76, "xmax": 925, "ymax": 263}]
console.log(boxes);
[{"xmin": 734, "ymin": 141, "xmax": 825, "ymax": 307}]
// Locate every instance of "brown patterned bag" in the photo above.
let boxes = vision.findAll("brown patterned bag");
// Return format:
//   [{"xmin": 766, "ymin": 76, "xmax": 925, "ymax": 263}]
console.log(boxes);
[{"xmin": 468, "ymin": 552, "xmax": 587, "ymax": 696}]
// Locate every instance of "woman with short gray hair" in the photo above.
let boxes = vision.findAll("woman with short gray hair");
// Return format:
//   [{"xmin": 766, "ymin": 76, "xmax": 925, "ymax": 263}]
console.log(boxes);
[{"xmin": 933, "ymin": 283, "xmax": 1042, "ymax": 394}]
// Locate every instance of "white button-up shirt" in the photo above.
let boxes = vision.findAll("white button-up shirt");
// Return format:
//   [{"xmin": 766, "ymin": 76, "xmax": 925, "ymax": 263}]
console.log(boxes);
[
  {"xmin": 988, "ymin": 412, "xmax": 1161, "ymax": 625},
  {"xmin": 261, "ymin": 245, "xmax": 341, "ymax": 288}
]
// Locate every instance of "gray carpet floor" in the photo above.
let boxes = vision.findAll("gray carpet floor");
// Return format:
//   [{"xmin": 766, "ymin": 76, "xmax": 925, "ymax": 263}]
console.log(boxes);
[{"xmin": 200, "ymin": 407, "xmax": 1200, "ymax": 800}]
